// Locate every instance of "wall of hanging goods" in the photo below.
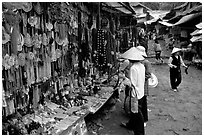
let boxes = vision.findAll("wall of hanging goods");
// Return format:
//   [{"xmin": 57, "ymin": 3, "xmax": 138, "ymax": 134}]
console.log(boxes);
[{"xmin": 2, "ymin": 2, "xmax": 121, "ymax": 135}]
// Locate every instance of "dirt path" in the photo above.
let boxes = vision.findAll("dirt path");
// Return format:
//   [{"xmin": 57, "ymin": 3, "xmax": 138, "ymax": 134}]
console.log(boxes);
[
  {"xmin": 86, "ymin": 40, "xmax": 202, "ymax": 135},
  {"xmin": 92, "ymin": 59, "xmax": 202, "ymax": 135},
  {"xmin": 145, "ymin": 62, "xmax": 202, "ymax": 135}
]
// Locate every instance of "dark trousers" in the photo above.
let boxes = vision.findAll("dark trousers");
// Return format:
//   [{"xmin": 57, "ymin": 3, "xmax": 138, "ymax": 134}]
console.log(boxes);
[
  {"xmin": 139, "ymin": 95, "xmax": 148, "ymax": 122},
  {"xmin": 126, "ymin": 97, "xmax": 145, "ymax": 135},
  {"xmin": 126, "ymin": 109, "xmax": 145, "ymax": 135},
  {"xmin": 155, "ymin": 51, "xmax": 161, "ymax": 60},
  {"xmin": 170, "ymin": 68, "xmax": 182, "ymax": 89}
]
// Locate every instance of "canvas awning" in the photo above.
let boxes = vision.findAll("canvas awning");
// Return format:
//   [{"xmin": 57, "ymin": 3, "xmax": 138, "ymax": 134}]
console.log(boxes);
[
  {"xmin": 103, "ymin": 2, "xmax": 135, "ymax": 15},
  {"xmin": 196, "ymin": 22, "xmax": 202, "ymax": 29},
  {"xmin": 173, "ymin": 12, "xmax": 201, "ymax": 26},
  {"xmin": 190, "ymin": 29, "xmax": 202, "ymax": 36},
  {"xmin": 158, "ymin": 21, "xmax": 173, "ymax": 27},
  {"xmin": 190, "ymin": 35, "xmax": 202, "ymax": 42}
]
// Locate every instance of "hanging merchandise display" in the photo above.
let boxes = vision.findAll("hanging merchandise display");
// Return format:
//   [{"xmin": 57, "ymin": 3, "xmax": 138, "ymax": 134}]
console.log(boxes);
[
  {"xmin": 96, "ymin": 29, "xmax": 106, "ymax": 71},
  {"xmin": 34, "ymin": 2, "xmax": 43, "ymax": 15},
  {"xmin": 28, "ymin": 16, "xmax": 38, "ymax": 27},
  {"xmin": 2, "ymin": 2, "xmax": 120, "ymax": 135},
  {"xmin": 24, "ymin": 33, "xmax": 32, "ymax": 47},
  {"xmin": 17, "ymin": 33, "xmax": 24, "ymax": 51}
]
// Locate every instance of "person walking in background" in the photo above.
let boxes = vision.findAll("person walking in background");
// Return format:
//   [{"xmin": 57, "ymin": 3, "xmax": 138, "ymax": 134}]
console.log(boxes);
[
  {"xmin": 138, "ymin": 28, "xmax": 148, "ymax": 55},
  {"xmin": 120, "ymin": 47, "xmax": 145, "ymax": 135},
  {"xmin": 168, "ymin": 47, "xmax": 188, "ymax": 92},
  {"xmin": 167, "ymin": 37, "xmax": 175, "ymax": 50},
  {"xmin": 154, "ymin": 38, "xmax": 163, "ymax": 63},
  {"xmin": 136, "ymin": 46, "xmax": 152, "ymax": 127}
]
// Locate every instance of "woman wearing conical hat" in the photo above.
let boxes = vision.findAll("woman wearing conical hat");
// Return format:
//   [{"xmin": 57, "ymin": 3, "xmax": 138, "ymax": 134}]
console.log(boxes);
[
  {"xmin": 120, "ymin": 47, "xmax": 145, "ymax": 135},
  {"xmin": 168, "ymin": 47, "xmax": 188, "ymax": 92},
  {"xmin": 136, "ymin": 46, "xmax": 152, "ymax": 127}
]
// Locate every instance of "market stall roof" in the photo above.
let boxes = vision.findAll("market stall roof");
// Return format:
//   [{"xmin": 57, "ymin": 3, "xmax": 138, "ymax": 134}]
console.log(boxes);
[
  {"xmin": 196, "ymin": 22, "xmax": 202, "ymax": 29},
  {"xmin": 190, "ymin": 35, "xmax": 202, "ymax": 42},
  {"xmin": 148, "ymin": 10, "xmax": 169, "ymax": 19},
  {"xmin": 190, "ymin": 29, "xmax": 202, "ymax": 36},
  {"xmin": 165, "ymin": 3, "xmax": 201, "ymax": 24},
  {"xmin": 158, "ymin": 21, "xmax": 173, "ymax": 27},
  {"xmin": 130, "ymin": 2, "xmax": 152, "ymax": 11},
  {"xmin": 173, "ymin": 12, "xmax": 201, "ymax": 26},
  {"xmin": 145, "ymin": 10, "xmax": 169, "ymax": 24},
  {"xmin": 174, "ymin": 2, "xmax": 201, "ymax": 12},
  {"xmin": 146, "ymin": 18, "xmax": 160, "ymax": 24},
  {"xmin": 103, "ymin": 2, "xmax": 135, "ymax": 15}
]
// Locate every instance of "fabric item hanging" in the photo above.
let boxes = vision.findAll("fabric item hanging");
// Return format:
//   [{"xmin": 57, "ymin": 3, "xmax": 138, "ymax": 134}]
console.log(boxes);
[
  {"xmin": 96, "ymin": 29, "xmax": 107, "ymax": 71},
  {"xmin": 2, "ymin": 26, "xmax": 11, "ymax": 44},
  {"xmin": 10, "ymin": 25, "xmax": 19, "ymax": 55},
  {"xmin": 34, "ymin": 2, "xmax": 43, "ymax": 15},
  {"xmin": 181, "ymin": 30, "xmax": 188, "ymax": 38}
]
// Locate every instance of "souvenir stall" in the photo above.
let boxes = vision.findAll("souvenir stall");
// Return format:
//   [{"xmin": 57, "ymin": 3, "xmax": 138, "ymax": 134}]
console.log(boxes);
[{"xmin": 2, "ymin": 2, "xmax": 119, "ymax": 135}]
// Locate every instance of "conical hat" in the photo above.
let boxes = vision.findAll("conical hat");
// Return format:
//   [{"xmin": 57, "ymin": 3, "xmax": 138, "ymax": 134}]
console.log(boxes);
[
  {"xmin": 121, "ymin": 47, "xmax": 144, "ymax": 61},
  {"xmin": 171, "ymin": 47, "xmax": 182, "ymax": 54},
  {"xmin": 136, "ymin": 46, "xmax": 147, "ymax": 57}
]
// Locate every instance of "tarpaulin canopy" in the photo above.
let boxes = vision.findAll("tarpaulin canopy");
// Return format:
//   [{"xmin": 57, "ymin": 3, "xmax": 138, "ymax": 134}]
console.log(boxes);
[
  {"xmin": 103, "ymin": 2, "xmax": 134, "ymax": 15},
  {"xmin": 158, "ymin": 21, "xmax": 173, "ymax": 27},
  {"xmin": 145, "ymin": 18, "xmax": 160, "ymax": 24},
  {"xmin": 190, "ymin": 29, "xmax": 202, "ymax": 36},
  {"xmin": 196, "ymin": 22, "xmax": 202, "ymax": 29},
  {"xmin": 190, "ymin": 35, "xmax": 202, "ymax": 42},
  {"xmin": 173, "ymin": 12, "xmax": 201, "ymax": 26},
  {"xmin": 165, "ymin": 3, "xmax": 202, "ymax": 24}
]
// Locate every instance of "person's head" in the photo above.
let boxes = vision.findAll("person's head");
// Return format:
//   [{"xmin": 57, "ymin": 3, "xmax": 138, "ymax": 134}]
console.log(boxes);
[{"xmin": 136, "ymin": 46, "xmax": 147, "ymax": 58}]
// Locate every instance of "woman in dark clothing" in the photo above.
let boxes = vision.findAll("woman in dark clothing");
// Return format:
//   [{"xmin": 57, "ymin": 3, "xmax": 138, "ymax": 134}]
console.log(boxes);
[{"xmin": 168, "ymin": 47, "xmax": 188, "ymax": 92}]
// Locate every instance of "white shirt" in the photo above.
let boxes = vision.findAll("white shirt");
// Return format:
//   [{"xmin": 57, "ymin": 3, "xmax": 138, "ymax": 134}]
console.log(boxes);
[{"xmin": 130, "ymin": 62, "xmax": 145, "ymax": 99}]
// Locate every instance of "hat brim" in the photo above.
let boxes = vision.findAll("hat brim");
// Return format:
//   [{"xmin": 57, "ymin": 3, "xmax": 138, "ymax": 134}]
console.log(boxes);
[
  {"xmin": 171, "ymin": 48, "xmax": 182, "ymax": 54},
  {"xmin": 141, "ymin": 52, "xmax": 147, "ymax": 57},
  {"xmin": 121, "ymin": 47, "xmax": 144, "ymax": 61}
]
